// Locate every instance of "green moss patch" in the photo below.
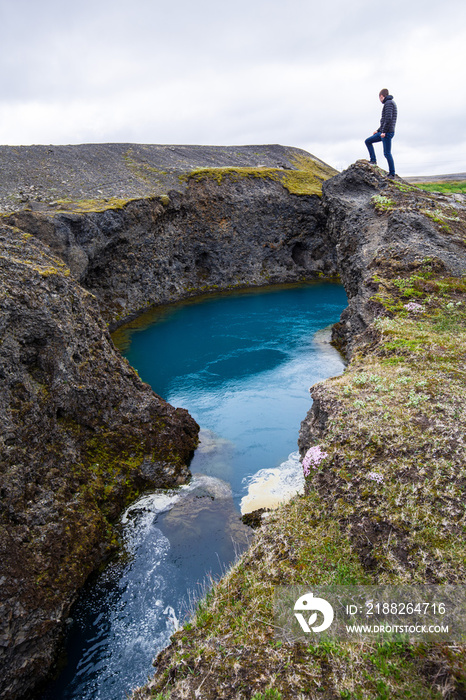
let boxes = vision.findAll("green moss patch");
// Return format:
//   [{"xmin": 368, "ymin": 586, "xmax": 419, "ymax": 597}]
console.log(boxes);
[
  {"xmin": 50, "ymin": 196, "xmax": 136, "ymax": 213},
  {"xmin": 184, "ymin": 154, "xmax": 338, "ymax": 197},
  {"xmin": 371, "ymin": 194, "xmax": 396, "ymax": 212}
]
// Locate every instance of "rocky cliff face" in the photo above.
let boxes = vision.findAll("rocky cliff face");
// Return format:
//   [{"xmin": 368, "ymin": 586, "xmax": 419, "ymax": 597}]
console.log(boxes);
[
  {"xmin": 0, "ymin": 144, "xmax": 337, "ymax": 700},
  {"xmin": 5, "ymin": 154, "xmax": 337, "ymax": 329},
  {"xmin": 0, "ymin": 225, "xmax": 198, "ymax": 700},
  {"xmin": 322, "ymin": 161, "xmax": 466, "ymax": 356},
  {"xmin": 299, "ymin": 161, "xmax": 466, "ymax": 581},
  {"xmin": 0, "ymin": 143, "xmax": 335, "ymax": 213}
]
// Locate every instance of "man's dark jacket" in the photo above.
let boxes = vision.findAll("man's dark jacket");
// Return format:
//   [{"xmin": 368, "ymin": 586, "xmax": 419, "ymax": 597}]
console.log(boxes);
[{"xmin": 378, "ymin": 95, "xmax": 397, "ymax": 133}]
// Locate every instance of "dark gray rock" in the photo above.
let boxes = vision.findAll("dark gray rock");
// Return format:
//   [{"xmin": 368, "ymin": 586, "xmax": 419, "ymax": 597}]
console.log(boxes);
[
  {"xmin": 0, "ymin": 143, "xmax": 331, "ymax": 213},
  {"xmin": 7, "ymin": 175, "xmax": 337, "ymax": 328},
  {"xmin": 0, "ymin": 225, "xmax": 198, "ymax": 700},
  {"xmin": 299, "ymin": 159, "xmax": 466, "ymax": 464},
  {"xmin": 322, "ymin": 160, "xmax": 466, "ymax": 356}
]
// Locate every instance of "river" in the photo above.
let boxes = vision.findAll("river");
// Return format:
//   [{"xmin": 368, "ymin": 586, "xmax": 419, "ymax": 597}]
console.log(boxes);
[{"xmin": 41, "ymin": 282, "xmax": 347, "ymax": 700}]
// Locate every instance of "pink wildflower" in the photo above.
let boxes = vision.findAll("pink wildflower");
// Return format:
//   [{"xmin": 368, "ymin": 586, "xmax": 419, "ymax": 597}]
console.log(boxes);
[
  {"xmin": 404, "ymin": 302, "xmax": 423, "ymax": 313},
  {"xmin": 302, "ymin": 445, "xmax": 328, "ymax": 476}
]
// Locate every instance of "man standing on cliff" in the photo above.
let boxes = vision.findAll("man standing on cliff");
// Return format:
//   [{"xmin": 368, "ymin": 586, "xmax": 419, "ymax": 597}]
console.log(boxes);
[{"xmin": 365, "ymin": 89, "xmax": 397, "ymax": 178}]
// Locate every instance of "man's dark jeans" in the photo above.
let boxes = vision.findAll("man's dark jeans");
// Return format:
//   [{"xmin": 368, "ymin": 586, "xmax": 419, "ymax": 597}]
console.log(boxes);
[{"xmin": 365, "ymin": 131, "xmax": 395, "ymax": 176}]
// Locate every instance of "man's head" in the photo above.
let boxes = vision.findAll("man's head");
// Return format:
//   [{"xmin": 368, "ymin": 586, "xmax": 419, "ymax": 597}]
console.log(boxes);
[{"xmin": 379, "ymin": 88, "xmax": 389, "ymax": 102}]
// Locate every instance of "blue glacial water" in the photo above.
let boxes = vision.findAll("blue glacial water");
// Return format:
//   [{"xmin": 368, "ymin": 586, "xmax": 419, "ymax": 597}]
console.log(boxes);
[{"xmin": 41, "ymin": 282, "xmax": 347, "ymax": 700}]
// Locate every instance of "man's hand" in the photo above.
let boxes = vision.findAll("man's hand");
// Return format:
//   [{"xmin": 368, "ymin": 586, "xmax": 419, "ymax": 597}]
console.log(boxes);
[{"xmin": 381, "ymin": 133, "xmax": 386, "ymax": 138}]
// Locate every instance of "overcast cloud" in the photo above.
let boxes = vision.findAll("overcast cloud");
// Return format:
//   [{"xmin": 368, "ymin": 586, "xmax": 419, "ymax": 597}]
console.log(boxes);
[{"xmin": 1, "ymin": 0, "xmax": 465, "ymax": 176}]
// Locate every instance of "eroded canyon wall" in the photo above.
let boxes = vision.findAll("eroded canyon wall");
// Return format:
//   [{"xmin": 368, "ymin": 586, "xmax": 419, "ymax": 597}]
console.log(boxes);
[
  {"xmin": 0, "ymin": 226, "xmax": 198, "ymax": 700},
  {"xmin": 6, "ymin": 169, "xmax": 337, "ymax": 329},
  {"xmin": 0, "ymin": 145, "xmax": 336, "ymax": 700}
]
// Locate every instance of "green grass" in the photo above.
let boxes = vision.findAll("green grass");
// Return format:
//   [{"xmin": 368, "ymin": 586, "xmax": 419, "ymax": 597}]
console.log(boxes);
[
  {"xmin": 413, "ymin": 181, "xmax": 466, "ymax": 195},
  {"xmin": 372, "ymin": 194, "xmax": 396, "ymax": 211}
]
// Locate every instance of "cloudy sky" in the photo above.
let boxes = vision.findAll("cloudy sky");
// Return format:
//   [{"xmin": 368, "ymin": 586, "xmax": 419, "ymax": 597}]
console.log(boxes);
[{"xmin": 1, "ymin": 0, "xmax": 465, "ymax": 176}]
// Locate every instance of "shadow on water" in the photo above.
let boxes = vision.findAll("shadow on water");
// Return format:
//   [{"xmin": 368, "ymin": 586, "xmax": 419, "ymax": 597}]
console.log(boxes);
[{"xmin": 41, "ymin": 282, "xmax": 347, "ymax": 700}]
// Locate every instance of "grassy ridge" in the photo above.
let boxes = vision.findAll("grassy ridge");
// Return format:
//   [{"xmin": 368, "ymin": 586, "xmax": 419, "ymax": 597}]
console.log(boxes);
[
  {"xmin": 132, "ymin": 178, "xmax": 466, "ymax": 698},
  {"xmin": 134, "ymin": 265, "xmax": 466, "ymax": 699}
]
